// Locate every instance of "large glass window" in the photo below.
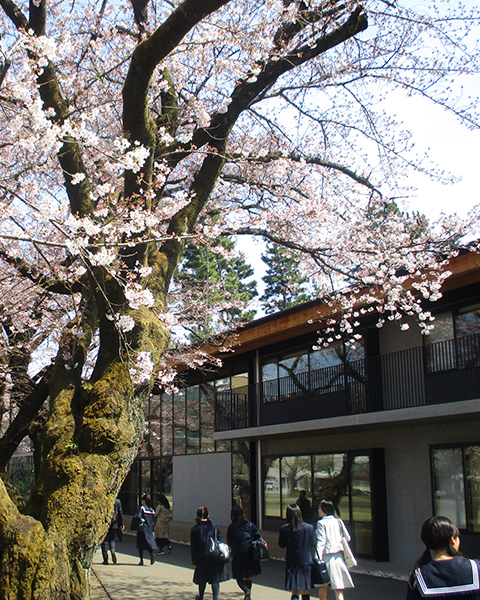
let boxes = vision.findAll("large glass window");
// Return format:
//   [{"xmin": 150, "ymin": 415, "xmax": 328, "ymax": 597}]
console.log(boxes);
[
  {"xmin": 232, "ymin": 441, "xmax": 252, "ymax": 520},
  {"xmin": 281, "ymin": 455, "xmax": 311, "ymax": 517},
  {"xmin": 465, "ymin": 447, "xmax": 480, "ymax": 533},
  {"xmin": 161, "ymin": 393, "xmax": 173, "ymax": 456},
  {"xmin": 262, "ymin": 340, "xmax": 365, "ymax": 401},
  {"xmin": 313, "ymin": 453, "xmax": 350, "ymax": 520},
  {"xmin": 263, "ymin": 451, "xmax": 375, "ymax": 557},
  {"xmin": 350, "ymin": 454, "xmax": 372, "ymax": 556},
  {"xmin": 431, "ymin": 445, "xmax": 480, "ymax": 532},
  {"xmin": 200, "ymin": 382, "xmax": 215, "ymax": 453},
  {"xmin": 264, "ymin": 458, "xmax": 281, "ymax": 517},
  {"xmin": 456, "ymin": 304, "xmax": 480, "ymax": 338},
  {"xmin": 186, "ymin": 385, "xmax": 200, "ymax": 454},
  {"xmin": 173, "ymin": 388, "xmax": 186, "ymax": 454},
  {"xmin": 426, "ymin": 306, "xmax": 480, "ymax": 372}
]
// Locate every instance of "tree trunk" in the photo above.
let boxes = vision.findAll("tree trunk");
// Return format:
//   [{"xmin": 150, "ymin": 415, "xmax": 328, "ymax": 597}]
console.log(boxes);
[{"xmin": 0, "ymin": 306, "xmax": 170, "ymax": 599}]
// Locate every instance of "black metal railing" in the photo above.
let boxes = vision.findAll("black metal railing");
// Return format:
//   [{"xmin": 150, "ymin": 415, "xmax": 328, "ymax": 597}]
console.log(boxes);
[{"xmin": 215, "ymin": 332, "xmax": 480, "ymax": 431}]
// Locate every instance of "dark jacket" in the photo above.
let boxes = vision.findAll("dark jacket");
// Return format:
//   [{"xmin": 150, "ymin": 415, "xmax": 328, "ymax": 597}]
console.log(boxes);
[
  {"xmin": 136, "ymin": 504, "xmax": 158, "ymax": 552},
  {"xmin": 190, "ymin": 521, "xmax": 230, "ymax": 585},
  {"xmin": 111, "ymin": 497, "xmax": 124, "ymax": 530},
  {"xmin": 278, "ymin": 521, "xmax": 315, "ymax": 567},
  {"xmin": 406, "ymin": 557, "xmax": 480, "ymax": 600},
  {"xmin": 227, "ymin": 520, "xmax": 261, "ymax": 579}
]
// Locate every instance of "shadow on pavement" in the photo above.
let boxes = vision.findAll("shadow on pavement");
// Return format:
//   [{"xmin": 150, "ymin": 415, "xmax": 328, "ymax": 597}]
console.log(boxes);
[{"xmin": 93, "ymin": 534, "xmax": 408, "ymax": 600}]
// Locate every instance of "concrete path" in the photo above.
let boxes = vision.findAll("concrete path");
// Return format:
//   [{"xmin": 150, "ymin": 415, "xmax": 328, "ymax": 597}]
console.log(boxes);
[{"xmin": 91, "ymin": 534, "xmax": 409, "ymax": 600}]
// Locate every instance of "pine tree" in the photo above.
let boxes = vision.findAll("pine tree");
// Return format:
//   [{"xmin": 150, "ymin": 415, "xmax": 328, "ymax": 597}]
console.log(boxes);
[
  {"xmin": 260, "ymin": 244, "xmax": 312, "ymax": 314},
  {"xmin": 175, "ymin": 236, "xmax": 258, "ymax": 341}
]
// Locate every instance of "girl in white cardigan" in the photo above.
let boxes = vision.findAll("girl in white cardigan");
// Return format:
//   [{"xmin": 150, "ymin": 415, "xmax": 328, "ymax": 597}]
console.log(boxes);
[{"xmin": 315, "ymin": 500, "xmax": 354, "ymax": 600}]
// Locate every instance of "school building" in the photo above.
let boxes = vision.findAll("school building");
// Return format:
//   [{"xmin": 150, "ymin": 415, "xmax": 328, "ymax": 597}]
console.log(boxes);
[{"xmin": 120, "ymin": 250, "xmax": 480, "ymax": 565}]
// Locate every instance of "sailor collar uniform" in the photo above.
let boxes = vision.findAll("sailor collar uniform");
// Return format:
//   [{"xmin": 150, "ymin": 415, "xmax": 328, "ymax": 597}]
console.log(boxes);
[{"xmin": 407, "ymin": 557, "xmax": 480, "ymax": 599}]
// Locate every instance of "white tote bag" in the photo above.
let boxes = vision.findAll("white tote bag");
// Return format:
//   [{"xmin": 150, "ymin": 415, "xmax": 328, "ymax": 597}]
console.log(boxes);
[{"xmin": 341, "ymin": 537, "xmax": 357, "ymax": 569}]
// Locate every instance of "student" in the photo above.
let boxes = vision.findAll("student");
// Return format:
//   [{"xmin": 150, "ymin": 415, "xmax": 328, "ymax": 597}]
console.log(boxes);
[
  {"xmin": 190, "ymin": 506, "xmax": 230, "ymax": 600},
  {"xmin": 101, "ymin": 497, "xmax": 125, "ymax": 565},
  {"xmin": 279, "ymin": 504, "xmax": 315, "ymax": 600},
  {"xmin": 316, "ymin": 500, "xmax": 354, "ymax": 600},
  {"xmin": 406, "ymin": 516, "xmax": 480, "ymax": 600},
  {"xmin": 227, "ymin": 505, "xmax": 261, "ymax": 600},
  {"xmin": 154, "ymin": 494, "xmax": 172, "ymax": 554},
  {"xmin": 135, "ymin": 494, "xmax": 158, "ymax": 566}
]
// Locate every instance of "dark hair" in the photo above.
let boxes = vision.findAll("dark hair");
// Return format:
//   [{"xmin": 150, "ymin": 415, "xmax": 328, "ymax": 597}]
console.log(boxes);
[
  {"xmin": 195, "ymin": 506, "xmax": 212, "ymax": 525},
  {"xmin": 286, "ymin": 504, "xmax": 304, "ymax": 530},
  {"xmin": 319, "ymin": 500, "xmax": 335, "ymax": 516},
  {"xmin": 231, "ymin": 505, "xmax": 246, "ymax": 526},
  {"xmin": 141, "ymin": 494, "xmax": 152, "ymax": 507},
  {"xmin": 414, "ymin": 516, "xmax": 461, "ymax": 570},
  {"xmin": 158, "ymin": 494, "xmax": 170, "ymax": 510}
]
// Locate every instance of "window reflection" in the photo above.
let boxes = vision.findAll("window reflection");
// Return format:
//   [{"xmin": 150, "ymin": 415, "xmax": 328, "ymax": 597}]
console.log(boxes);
[
  {"xmin": 232, "ymin": 440, "xmax": 252, "ymax": 520},
  {"xmin": 281, "ymin": 456, "xmax": 311, "ymax": 518},
  {"xmin": 313, "ymin": 454, "xmax": 350, "ymax": 519},
  {"xmin": 432, "ymin": 448, "xmax": 466, "ymax": 529},
  {"xmin": 465, "ymin": 446, "xmax": 480, "ymax": 533},
  {"xmin": 264, "ymin": 458, "xmax": 281, "ymax": 517},
  {"xmin": 263, "ymin": 451, "xmax": 373, "ymax": 557},
  {"xmin": 350, "ymin": 455, "xmax": 372, "ymax": 556}
]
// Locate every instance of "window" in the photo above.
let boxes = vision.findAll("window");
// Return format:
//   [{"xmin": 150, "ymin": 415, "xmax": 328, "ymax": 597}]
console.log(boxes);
[
  {"xmin": 426, "ymin": 305, "xmax": 480, "ymax": 373},
  {"xmin": 261, "ymin": 341, "xmax": 365, "ymax": 402},
  {"xmin": 232, "ymin": 440, "xmax": 252, "ymax": 520},
  {"xmin": 186, "ymin": 385, "xmax": 200, "ymax": 454},
  {"xmin": 431, "ymin": 445, "xmax": 480, "ymax": 533},
  {"xmin": 263, "ymin": 450, "xmax": 375, "ymax": 557}
]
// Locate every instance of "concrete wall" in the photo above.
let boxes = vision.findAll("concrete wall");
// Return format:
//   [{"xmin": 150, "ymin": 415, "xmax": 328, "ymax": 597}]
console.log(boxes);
[
  {"xmin": 261, "ymin": 417, "xmax": 480, "ymax": 567},
  {"xmin": 172, "ymin": 452, "xmax": 232, "ymax": 526}
]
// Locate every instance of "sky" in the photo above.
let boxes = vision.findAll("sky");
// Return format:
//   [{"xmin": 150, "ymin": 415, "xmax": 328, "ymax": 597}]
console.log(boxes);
[{"xmin": 237, "ymin": 90, "xmax": 480, "ymax": 303}]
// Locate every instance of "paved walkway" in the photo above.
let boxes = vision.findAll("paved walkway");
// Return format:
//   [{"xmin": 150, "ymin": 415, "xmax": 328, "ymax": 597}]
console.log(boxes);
[{"xmin": 91, "ymin": 535, "xmax": 410, "ymax": 600}]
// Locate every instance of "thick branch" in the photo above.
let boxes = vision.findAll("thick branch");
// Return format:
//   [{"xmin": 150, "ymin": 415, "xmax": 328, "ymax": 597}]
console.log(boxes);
[
  {"xmin": 123, "ymin": 0, "xmax": 230, "ymax": 143},
  {"xmin": 168, "ymin": 6, "xmax": 368, "ymax": 167},
  {"xmin": 0, "ymin": 371, "xmax": 50, "ymax": 473},
  {"xmin": 226, "ymin": 150, "xmax": 382, "ymax": 195}
]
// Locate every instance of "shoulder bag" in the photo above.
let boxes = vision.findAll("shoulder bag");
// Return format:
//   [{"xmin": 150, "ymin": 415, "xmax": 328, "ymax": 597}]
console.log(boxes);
[
  {"xmin": 130, "ymin": 515, "xmax": 141, "ymax": 531},
  {"xmin": 338, "ymin": 519, "xmax": 357, "ymax": 569},
  {"xmin": 312, "ymin": 548, "xmax": 330, "ymax": 586},
  {"xmin": 205, "ymin": 527, "xmax": 231, "ymax": 563},
  {"xmin": 252, "ymin": 537, "xmax": 270, "ymax": 561}
]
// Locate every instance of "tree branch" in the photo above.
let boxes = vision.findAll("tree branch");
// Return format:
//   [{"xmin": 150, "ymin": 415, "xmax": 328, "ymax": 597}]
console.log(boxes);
[{"xmin": 0, "ymin": 370, "xmax": 50, "ymax": 473}]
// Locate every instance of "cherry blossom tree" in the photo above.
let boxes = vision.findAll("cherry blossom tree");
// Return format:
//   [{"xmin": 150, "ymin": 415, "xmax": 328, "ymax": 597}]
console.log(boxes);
[{"xmin": 0, "ymin": 0, "xmax": 479, "ymax": 597}]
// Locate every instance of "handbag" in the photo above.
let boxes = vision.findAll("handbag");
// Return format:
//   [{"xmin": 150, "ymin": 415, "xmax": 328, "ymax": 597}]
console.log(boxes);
[
  {"xmin": 252, "ymin": 537, "xmax": 270, "ymax": 561},
  {"xmin": 130, "ymin": 515, "xmax": 141, "ymax": 531},
  {"xmin": 205, "ymin": 528, "xmax": 230, "ymax": 563},
  {"xmin": 311, "ymin": 557, "xmax": 330, "ymax": 585}
]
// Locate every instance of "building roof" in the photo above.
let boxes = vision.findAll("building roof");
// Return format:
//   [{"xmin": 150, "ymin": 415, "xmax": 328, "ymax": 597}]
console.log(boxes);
[{"xmin": 175, "ymin": 249, "xmax": 480, "ymax": 368}]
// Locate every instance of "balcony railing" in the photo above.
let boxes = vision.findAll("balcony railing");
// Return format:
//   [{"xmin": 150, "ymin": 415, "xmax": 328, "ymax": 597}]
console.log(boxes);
[{"xmin": 215, "ymin": 333, "xmax": 480, "ymax": 431}]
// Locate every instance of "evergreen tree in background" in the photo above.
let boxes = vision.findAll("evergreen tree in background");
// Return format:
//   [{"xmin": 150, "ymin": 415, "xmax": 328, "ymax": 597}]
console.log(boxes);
[
  {"xmin": 260, "ymin": 244, "xmax": 312, "ymax": 314},
  {"xmin": 175, "ymin": 236, "xmax": 258, "ymax": 342}
]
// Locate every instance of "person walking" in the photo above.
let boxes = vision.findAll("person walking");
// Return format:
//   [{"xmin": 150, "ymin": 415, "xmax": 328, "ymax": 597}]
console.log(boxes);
[
  {"xmin": 135, "ymin": 494, "xmax": 159, "ymax": 566},
  {"xmin": 315, "ymin": 500, "xmax": 354, "ymax": 600},
  {"xmin": 190, "ymin": 506, "xmax": 230, "ymax": 600},
  {"xmin": 297, "ymin": 491, "xmax": 314, "ymax": 524},
  {"xmin": 406, "ymin": 516, "xmax": 480, "ymax": 600},
  {"xmin": 101, "ymin": 497, "xmax": 125, "ymax": 565},
  {"xmin": 279, "ymin": 503, "xmax": 315, "ymax": 600},
  {"xmin": 227, "ymin": 505, "xmax": 261, "ymax": 600},
  {"xmin": 154, "ymin": 493, "xmax": 172, "ymax": 554}
]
